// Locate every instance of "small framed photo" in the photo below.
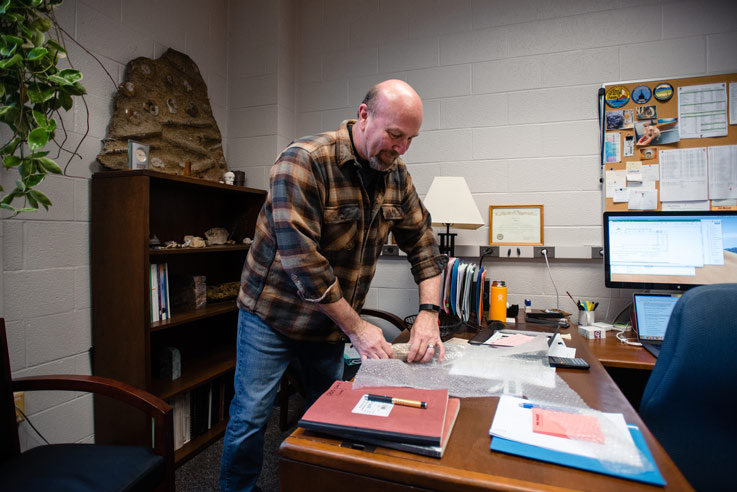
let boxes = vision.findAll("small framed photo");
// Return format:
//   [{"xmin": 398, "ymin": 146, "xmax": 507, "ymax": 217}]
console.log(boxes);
[
  {"xmin": 128, "ymin": 140, "xmax": 149, "ymax": 169},
  {"xmin": 489, "ymin": 205, "xmax": 544, "ymax": 245}
]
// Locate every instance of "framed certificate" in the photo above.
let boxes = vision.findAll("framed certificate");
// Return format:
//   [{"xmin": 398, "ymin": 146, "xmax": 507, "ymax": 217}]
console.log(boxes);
[{"xmin": 489, "ymin": 205, "xmax": 544, "ymax": 245}]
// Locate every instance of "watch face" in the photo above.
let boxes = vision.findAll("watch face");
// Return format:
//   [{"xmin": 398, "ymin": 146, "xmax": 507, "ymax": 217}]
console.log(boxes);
[{"xmin": 135, "ymin": 148, "xmax": 147, "ymax": 163}]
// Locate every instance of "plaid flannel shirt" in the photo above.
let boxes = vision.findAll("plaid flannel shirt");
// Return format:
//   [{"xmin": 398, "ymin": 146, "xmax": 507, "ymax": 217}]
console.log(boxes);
[{"xmin": 237, "ymin": 120, "xmax": 446, "ymax": 341}]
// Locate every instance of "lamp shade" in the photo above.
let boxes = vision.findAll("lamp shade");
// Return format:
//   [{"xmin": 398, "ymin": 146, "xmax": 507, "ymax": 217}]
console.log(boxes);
[{"xmin": 423, "ymin": 177, "xmax": 484, "ymax": 229}]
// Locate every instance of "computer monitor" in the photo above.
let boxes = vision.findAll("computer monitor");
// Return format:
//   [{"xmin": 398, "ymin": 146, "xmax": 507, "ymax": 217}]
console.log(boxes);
[{"xmin": 603, "ymin": 210, "xmax": 737, "ymax": 290}]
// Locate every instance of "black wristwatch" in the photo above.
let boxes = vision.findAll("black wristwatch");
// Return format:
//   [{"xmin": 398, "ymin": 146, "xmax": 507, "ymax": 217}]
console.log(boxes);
[{"xmin": 419, "ymin": 303, "xmax": 441, "ymax": 313}]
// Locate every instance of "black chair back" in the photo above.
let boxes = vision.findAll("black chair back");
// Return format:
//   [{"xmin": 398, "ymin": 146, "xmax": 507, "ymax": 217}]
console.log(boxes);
[
  {"xmin": 639, "ymin": 283, "xmax": 737, "ymax": 491},
  {"xmin": 1, "ymin": 320, "xmax": 21, "ymax": 462}
]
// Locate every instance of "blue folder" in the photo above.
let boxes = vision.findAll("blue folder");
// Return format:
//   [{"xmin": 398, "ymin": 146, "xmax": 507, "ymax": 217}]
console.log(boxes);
[{"xmin": 490, "ymin": 425, "xmax": 666, "ymax": 486}]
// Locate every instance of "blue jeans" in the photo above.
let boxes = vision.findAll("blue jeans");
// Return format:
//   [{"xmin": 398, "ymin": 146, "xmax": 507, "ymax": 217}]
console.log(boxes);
[{"xmin": 219, "ymin": 310, "xmax": 344, "ymax": 492}]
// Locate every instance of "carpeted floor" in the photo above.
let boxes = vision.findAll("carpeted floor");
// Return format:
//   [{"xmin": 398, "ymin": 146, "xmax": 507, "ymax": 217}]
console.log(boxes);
[{"xmin": 175, "ymin": 392, "xmax": 306, "ymax": 492}]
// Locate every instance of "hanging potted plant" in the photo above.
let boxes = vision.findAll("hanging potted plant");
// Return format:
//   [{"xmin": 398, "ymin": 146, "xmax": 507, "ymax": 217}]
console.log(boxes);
[{"xmin": 0, "ymin": 0, "xmax": 86, "ymax": 216}]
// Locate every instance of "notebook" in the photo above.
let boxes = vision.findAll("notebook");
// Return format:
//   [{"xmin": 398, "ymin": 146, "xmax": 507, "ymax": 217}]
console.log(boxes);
[{"xmin": 632, "ymin": 293, "xmax": 680, "ymax": 358}]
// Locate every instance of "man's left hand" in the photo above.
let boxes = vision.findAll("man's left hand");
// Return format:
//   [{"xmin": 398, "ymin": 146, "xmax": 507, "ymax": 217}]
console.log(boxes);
[{"xmin": 406, "ymin": 310, "xmax": 444, "ymax": 363}]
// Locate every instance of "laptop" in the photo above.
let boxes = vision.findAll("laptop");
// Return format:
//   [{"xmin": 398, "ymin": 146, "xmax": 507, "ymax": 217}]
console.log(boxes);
[{"xmin": 632, "ymin": 293, "xmax": 680, "ymax": 358}]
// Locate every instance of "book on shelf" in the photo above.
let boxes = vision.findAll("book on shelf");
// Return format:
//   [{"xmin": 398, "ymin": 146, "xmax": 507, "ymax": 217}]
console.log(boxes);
[
  {"xmin": 298, "ymin": 380, "xmax": 449, "ymax": 446},
  {"xmin": 150, "ymin": 264, "xmax": 160, "ymax": 322},
  {"xmin": 169, "ymin": 374, "xmax": 234, "ymax": 450},
  {"xmin": 171, "ymin": 392, "xmax": 191, "ymax": 450},
  {"xmin": 341, "ymin": 397, "xmax": 461, "ymax": 458}
]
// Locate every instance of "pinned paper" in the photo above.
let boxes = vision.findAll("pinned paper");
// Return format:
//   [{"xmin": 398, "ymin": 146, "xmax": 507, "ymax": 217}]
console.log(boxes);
[
  {"xmin": 626, "ymin": 160, "xmax": 643, "ymax": 182},
  {"xmin": 532, "ymin": 408, "xmax": 605, "ymax": 443},
  {"xmin": 613, "ymin": 187, "xmax": 629, "ymax": 203},
  {"xmin": 605, "ymin": 169, "xmax": 627, "ymax": 197}
]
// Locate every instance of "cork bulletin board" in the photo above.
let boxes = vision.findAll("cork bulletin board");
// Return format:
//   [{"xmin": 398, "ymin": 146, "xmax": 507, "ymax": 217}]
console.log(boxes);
[{"xmin": 600, "ymin": 73, "xmax": 737, "ymax": 212}]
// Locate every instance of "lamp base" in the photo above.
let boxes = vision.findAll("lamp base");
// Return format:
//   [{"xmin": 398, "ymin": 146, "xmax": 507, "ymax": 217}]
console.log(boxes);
[{"xmin": 438, "ymin": 229, "xmax": 457, "ymax": 257}]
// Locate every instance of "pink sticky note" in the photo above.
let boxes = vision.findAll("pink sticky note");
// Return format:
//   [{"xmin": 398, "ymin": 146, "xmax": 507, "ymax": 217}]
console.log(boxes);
[
  {"xmin": 486, "ymin": 333, "xmax": 534, "ymax": 347},
  {"xmin": 532, "ymin": 408, "xmax": 605, "ymax": 443}
]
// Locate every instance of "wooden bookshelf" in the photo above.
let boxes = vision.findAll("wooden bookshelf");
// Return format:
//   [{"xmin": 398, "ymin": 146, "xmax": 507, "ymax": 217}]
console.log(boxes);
[{"xmin": 91, "ymin": 170, "xmax": 266, "ymax": 465}]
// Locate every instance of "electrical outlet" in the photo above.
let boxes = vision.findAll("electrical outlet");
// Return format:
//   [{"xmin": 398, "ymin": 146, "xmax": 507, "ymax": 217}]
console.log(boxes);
[
  {"xmin": 533, "ymin": 246, "xmax": 555, "ymax": 258},
  {"xmin": 478, "ymin": 246, "xmax": 499, "ymax": 257},
  {"xmin": 14, "ymin": 392, "xmax": 24, "ymax": 423},
  {"xmin": 381, "ymin": 244, "xmax": 399, "ymax": 256}
]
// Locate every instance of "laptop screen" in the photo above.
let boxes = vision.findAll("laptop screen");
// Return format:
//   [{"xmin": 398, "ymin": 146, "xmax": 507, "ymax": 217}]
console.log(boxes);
[{"xmin": 633, "ymin": 294, "xmax": 680, "ymax": 341}]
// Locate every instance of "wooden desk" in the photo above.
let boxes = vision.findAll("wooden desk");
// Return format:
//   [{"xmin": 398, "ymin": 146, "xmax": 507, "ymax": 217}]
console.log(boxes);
[
  {"xmin": 585, "ymin": 331, "xmax": 656, "ymax": 370},
  {"xmin": 279, "ymin": 324, "xmax": 691, "ymax": 491}
]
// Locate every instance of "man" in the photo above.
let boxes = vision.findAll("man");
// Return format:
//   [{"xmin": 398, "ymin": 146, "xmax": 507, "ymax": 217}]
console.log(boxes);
[{"xmin": 219, "ymin": 79, "xmax": 447, "ymax": 492}]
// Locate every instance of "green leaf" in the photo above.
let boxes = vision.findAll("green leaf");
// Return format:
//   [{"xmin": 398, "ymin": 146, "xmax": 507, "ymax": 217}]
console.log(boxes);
[
  {"xmin": 29, "ymin": 189, "xmax": 51, "ymax": 210},
  {"xmin": 0, "ymin": 53, "xmax": 22, "ymax": 69},
  {"xmin": 0, "ymin": 0, "xmax": 11, "ymax": 14},
  {"xmin": 31, "ymin": 17, "xmax": 53, "ymax": 33},
  {"xmin": 47, "ymin": 117, "xmax": 57, "ymax": 132},
  {"xmin": 0, "ymin": 105, "xmax": 14, "ymax": 118},
  {"xmin": 0, "ymin": 136, "xmax": 21, "ymax": 156},
  {"xmin": 67, "ymin": 81, "xmax": 86, "ymax": 96},
  {"xmin": 30, "ymin": 150, "xmax": 49, "ymax": 158},
  {"xmin": 1, "ymin": 190, "xmax": 19, "ymax": 206},
  {"xmin": 26, "ymin": 191, "xmax": 38, "ymax": 208},
  {"xmin": 0, "ymin": 42, "xmax": 18, "ymax": 57},
  {"xmin": 30, "ymin": 0, "xmax": 44, "ymax": 7},
  {"xmin": 46, "ymin": 40, "xmax": 66, "ymax": 53},
  {"xmin": 27, "ymin": 84, "xmax": 55, "ymax": 103},
  {"xmin": 37, "ymin": 156, "xmax": 62, "ymax": 174},
  {"xmin": 28, "ymin": 126, "xmax": 49, "ymax": 150},
  {"xmin": 27, "ymin": 46, "xmax": 48, "ymax": 60},
  {"xmin": 1, "ymin": 35, "xmax": 23, "ymax": 45},
  {"xmin": 47, "ymin": 74, "xmax": 72, "ymax": 85},
  {"xmin": 58, "ymin": 91, "xmax": 73, "ymax": 111},
  {"xmin": 3, "ymin": 155, "xmax": 22, "ymax": 168},
  {"xmin": 15, "ymin": 179, "xmax": 26, "ymax": 192},
  {"xmin": 33, "ymin": 31, "xmax": 44, "ymax": 48},
  {"xmin": 26, "ymin": 173, "xmax": 45, "ymax": 187},
  {"xmin": 32, "ymin": 109, "xmax": 47, "ymax": 128},
  {"xmin": 59, "ymin": 68, "xmax": 83, "ymax": 84}
]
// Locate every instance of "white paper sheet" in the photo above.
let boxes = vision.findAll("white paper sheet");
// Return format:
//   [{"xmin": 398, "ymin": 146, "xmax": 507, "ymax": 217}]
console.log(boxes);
[
  {"xmin": 642, "ymin": 164, "xmax": 659, "ymax": 182},
  {"xmin": 628, "ymin": 189, "xmax": 658, "ymax": 210},
  {"xmin": 707, "ymin": 145, "xmax": 737, "ymax": 199},
  {"xmin": 659, "ymin": 147, "xmax": 708, "ymax": 202},
  {"xmin": 678, "ymin": 82, "xmax": 728, "ymax": 138},
  {"xmin": 661, "ymin": 200, "xmax": 710, "ymax": 211},
  {"xmin": 730, "ymin": 82, "xmax": 737, "ymax": 125},
  {"xmin": 605, "ymin": 169, "xmax": 627, "ymax": 198}
]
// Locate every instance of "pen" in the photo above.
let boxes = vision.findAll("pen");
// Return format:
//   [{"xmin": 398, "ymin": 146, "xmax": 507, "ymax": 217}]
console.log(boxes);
[
  {"xmin": 566, "ymin": 291, "xmax": 583, "ymax": 311},
  {"xmin": 366, "ymin": 394, "xmax": 427, "ymax": 409}
]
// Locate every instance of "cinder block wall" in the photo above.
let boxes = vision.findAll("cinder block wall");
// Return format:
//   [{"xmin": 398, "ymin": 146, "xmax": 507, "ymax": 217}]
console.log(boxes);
[
  {"xmin": 1, "ymin": 0, "xmax": 229, "ymax": 449},
  {"xmin": 278, "ymin": 0, "xmax": 737, "ymax": 319}
]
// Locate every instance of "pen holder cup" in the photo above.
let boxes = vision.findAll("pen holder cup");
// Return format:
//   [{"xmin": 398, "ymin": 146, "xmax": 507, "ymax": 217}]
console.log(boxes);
[{"xmin": 578, "ymin": 310, "xmax": 595, "ymax": 326}]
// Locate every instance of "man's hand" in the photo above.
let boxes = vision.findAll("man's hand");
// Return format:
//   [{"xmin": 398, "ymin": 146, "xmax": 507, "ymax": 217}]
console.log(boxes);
[
  {"xmin": 315, "ymin": 298, "xmax": 393, "ymax": 360},
  {"xmin": 347, "ymin": 319, "xmax": 394, "ymax": 361},
  {"xmin": 407, "ymin": 310, "xmax": 444, "ymax": 363}
]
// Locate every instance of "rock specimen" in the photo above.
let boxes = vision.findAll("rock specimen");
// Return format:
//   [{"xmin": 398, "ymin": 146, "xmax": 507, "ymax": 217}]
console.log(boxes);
[{"xmin": 97, "ymin": 49, "xmax": 227, "ymax": 180}]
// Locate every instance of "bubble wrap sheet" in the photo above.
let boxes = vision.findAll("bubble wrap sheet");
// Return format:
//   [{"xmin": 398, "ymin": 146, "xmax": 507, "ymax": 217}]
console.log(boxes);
[{"xmin": 352, "ymin": 336, "xmax": 650, "ymax": 471}]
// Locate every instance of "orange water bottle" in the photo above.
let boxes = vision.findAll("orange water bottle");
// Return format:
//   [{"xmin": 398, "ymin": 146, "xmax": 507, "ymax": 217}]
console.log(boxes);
[{"xmin": 490, "ymin": 280, "xmax": 507, "ymax": 322}]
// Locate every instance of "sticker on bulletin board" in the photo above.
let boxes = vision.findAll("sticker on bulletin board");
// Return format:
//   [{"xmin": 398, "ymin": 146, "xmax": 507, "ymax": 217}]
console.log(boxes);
[{"xmin": 605, "ymin": 86, "xmax": 630, "ymax": 108}]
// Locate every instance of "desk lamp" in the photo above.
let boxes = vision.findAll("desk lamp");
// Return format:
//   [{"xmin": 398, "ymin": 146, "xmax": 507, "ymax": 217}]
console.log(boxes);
[{"xmin": 423, "ymin": 176, "xmax": 484, "ymax": 257}]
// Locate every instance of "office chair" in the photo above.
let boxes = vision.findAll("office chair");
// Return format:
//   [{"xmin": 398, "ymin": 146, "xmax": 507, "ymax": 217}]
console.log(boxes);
[
  {"xmin": 639, "ymin": 283, "xmax": 737, "ymax": 491},
  {"xmin": 0, "ymin": 319, "xmax": 175, "ymax": 491},
  {"xmin": 278, "ymin": 308, "xmax": 407, "ymax": 430}
]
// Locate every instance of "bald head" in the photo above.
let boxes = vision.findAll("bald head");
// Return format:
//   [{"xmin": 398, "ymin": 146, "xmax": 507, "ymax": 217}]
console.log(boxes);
[
  {"xmin": 362, "ymin": 79, "xmax": 423, "ymax": 118},
  {"xmin": 353, "ymin": 80, "xmax": 423, "ymax": 171}
]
